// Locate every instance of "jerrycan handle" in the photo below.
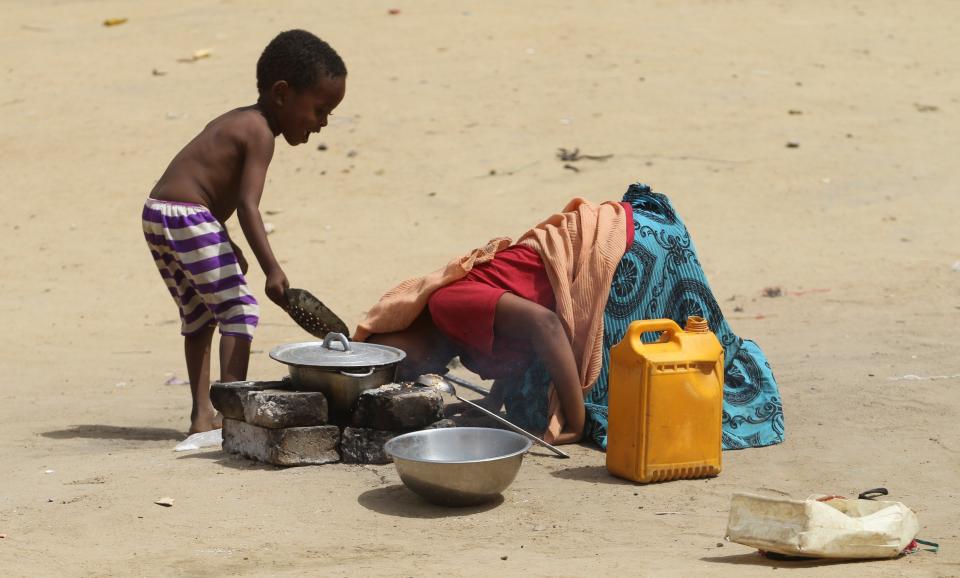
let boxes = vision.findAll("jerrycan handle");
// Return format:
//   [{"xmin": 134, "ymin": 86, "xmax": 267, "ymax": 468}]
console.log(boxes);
[{"xmin": 624, "ymin": 318, "xmax": 683, "ymax": 344}]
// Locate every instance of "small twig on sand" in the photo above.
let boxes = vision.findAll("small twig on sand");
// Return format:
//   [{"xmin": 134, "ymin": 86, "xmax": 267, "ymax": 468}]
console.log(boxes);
[{"xmin": 557, "ymin": 148, "xmax": 614, "ymax": 162}]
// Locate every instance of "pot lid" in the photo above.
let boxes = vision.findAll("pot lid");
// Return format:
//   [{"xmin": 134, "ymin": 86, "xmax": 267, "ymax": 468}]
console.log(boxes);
[{"xmin": 269, "ymin": 332, "xmax": 406, "ymax": 368}]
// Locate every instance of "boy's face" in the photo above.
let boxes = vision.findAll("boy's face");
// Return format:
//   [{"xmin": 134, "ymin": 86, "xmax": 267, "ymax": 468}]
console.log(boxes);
[{"xmin": 275, "ymin": 75, "xmax": 346, "ymax": 146}]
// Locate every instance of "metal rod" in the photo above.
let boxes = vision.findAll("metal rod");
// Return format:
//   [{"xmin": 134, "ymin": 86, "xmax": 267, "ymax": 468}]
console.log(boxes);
[
  {"xmin": 453, "ymin": 395, "xmax": 569, "ymax": 459},
  {"xmin": 442, "ymin": 374, "xmax": 490, "ymax": 396}
]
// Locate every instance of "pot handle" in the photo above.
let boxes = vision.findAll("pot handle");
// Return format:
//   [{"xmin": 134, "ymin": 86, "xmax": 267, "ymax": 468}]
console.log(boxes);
[
  {"xmin": 321, "ymin": 332, "xmax": 351, "ymax": 352},
  {"xmin": 339, "ymin": 367, "xmax": 375, "ymax": 378}
]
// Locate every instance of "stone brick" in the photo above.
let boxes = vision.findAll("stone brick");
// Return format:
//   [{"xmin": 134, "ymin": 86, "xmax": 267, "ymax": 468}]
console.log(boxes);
[
  {"xmin": 425, "ymin": 419, "xmax": 457, "ymax": 429},
  {"xmin": 211, "ymin": 380, "xmax": 288, "ymax": 421},
  {"xmin": 241, "ymin": 389, "xmax": 328, "ymax": 428},
  {"xmin": 351, "ymin": 383, "xmax": 443, "ymax": 430},
  {"xmin": 222, "ymin": 418, "xmax": 340, "ymax": 466},
  {"xmin": 341, "ymin": 420, "xmax": 456, "ymax": 465},
  {"xmin": 340, "ymin": 427, "xmax": 397, "ymax": 465}
]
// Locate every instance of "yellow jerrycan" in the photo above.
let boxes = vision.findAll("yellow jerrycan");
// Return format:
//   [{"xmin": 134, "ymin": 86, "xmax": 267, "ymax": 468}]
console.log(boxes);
[{"xmin": 606, "ymin": 316, "xmax": 723, "ymax": 483}]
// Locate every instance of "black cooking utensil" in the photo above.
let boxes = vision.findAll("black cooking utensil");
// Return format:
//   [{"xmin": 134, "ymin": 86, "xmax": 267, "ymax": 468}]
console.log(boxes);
[{"xmin": 286, "ymin": 287, "xmax": 350, "ymax": 338}]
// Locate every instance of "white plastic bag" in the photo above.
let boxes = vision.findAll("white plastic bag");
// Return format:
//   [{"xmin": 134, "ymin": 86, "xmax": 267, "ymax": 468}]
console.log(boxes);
[
  {"xmin": 726, "ymin": 492, "xmax": 920, "ymax": 559},
  {"xmin": 173, "ymin": 428, "xmax": 223, "ymax": 452}
]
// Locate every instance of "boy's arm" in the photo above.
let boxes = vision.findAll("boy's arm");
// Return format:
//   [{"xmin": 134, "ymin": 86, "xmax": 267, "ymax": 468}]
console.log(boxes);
[{"xmin": 234, "ymin": 123, "xmax": 288, "ymax": 308}]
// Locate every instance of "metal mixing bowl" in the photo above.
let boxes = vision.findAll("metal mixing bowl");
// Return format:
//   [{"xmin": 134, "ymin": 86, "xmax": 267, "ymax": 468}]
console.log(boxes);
[{"xmin": 384, "ymin": 427, "xmax": 533, "ymax": 507}]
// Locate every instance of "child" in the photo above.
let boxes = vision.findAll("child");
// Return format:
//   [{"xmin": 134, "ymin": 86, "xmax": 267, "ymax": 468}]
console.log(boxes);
[{"xmin": 142, "ymin": 30, "xmax": 347, "ymax": 433}]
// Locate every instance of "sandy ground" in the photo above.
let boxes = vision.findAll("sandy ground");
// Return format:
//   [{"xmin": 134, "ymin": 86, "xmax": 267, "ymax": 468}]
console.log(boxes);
[{"xmin": 1, "ymin": 1, "xmax": 958, "ymax": 576}]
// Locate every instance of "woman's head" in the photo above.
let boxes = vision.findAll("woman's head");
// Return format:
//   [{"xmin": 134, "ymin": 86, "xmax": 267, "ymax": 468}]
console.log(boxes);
[{"xmin": 365, "ymin": 310, "xmax": 458, "ymax": 381}]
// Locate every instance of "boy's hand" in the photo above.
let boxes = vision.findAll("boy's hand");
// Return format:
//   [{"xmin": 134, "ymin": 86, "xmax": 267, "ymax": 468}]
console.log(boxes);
[{"xmin": 265, "ymin": 269, "xmax": 289, "ymax": 309}]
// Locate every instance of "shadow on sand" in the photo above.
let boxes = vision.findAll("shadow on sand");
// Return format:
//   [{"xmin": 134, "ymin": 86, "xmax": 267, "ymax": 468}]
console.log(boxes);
[
  {"xmin": 548, "ymin": 465, "xmax": 634, "ymax": 485},
  {"xmin": 175, "ymin": 449, "xmax": 280, "ymax": 471},
  {"xmin": 701, "ymin": 552, "xmax": 879, "ymax": 568},
  {"xmin": 41, "ymin": 424, "xmax": 184, "ymax": 442},
  {"xmin": 358, "ymin": 484, "xmax": 503, "ymax": 518}
]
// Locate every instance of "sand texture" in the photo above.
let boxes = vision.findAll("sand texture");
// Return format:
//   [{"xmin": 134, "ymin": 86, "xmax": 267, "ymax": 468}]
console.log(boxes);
[{"xmin": 1, "ymin": 1, "xmax": 958, "ymax": 576}]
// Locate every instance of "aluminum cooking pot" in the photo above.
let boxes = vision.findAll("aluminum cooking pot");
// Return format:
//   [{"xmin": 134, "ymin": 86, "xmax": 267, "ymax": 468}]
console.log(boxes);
[{"xmin": 269, "ymin": 332, "xmax": 406, "ymax": 414}]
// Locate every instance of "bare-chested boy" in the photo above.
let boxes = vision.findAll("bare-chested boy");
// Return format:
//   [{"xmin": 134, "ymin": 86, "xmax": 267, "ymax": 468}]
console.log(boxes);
[{"xmin": 142, "ymin": 30, "xmax": 346, "ymax": 433}]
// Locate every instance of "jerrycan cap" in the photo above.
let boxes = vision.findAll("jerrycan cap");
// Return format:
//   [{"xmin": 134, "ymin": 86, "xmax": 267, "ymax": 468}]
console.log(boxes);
[{"xmin": 684, "ymin": 316, "xmax": 710, "ymax": 333}]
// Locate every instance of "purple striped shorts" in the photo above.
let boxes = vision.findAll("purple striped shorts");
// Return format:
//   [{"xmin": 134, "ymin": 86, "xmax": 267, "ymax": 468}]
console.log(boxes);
[{"xmin": 142, "ymin": 199, "xmax": 259, "ymax": 340}]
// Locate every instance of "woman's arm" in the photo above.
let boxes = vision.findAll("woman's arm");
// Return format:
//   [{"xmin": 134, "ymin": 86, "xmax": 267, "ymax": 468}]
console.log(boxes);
[{"xmin": 493, "ymin": 292, "xmax": 585, "ymax": 444}]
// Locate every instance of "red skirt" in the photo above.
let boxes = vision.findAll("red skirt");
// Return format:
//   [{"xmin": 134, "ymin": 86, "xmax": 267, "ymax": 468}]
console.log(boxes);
[{"xmin": 427, "ymin": 202, "xmax": 634, "ymax": 379}]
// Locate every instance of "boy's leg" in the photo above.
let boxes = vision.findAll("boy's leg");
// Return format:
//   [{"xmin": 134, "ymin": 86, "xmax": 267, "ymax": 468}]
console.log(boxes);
[
  {"xmin": 220, "ymin": 335, "xmax": 251, "ymax": 383},
  {"xmin": 184, "ymin": 324, "xmax": 219, "ymax": 433}
]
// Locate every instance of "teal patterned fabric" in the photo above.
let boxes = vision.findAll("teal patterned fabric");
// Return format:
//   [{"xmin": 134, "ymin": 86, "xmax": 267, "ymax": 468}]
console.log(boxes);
[{"xmin": 503, "ymin": 183, "xmax": 785, "ymax": 450}]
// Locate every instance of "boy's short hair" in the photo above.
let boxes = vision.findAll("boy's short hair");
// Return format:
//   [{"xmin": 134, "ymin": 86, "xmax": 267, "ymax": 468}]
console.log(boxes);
[{"xmin": 257, "ymin": 29, "xmax": 346, "ymax": 94}]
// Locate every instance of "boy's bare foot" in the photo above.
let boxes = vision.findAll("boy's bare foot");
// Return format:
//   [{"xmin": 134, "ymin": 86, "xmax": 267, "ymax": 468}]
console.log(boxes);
[{"xmin": 189, "ymin": 408, "xmax": 223, "ymax": 434}]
